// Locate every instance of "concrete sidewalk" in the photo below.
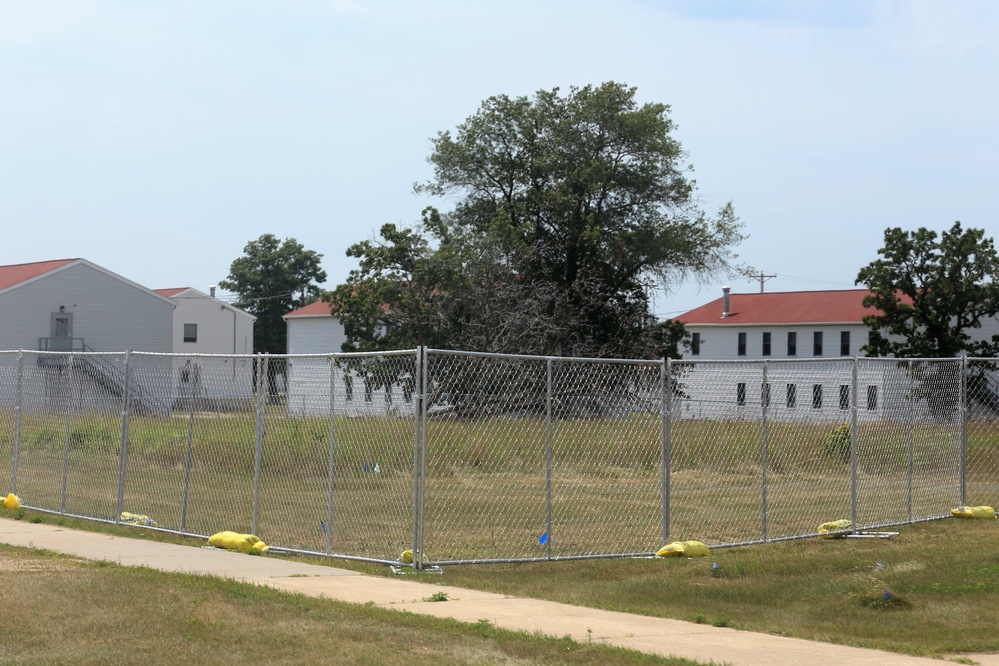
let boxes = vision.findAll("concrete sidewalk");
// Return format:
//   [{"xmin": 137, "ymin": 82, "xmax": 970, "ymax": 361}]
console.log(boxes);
[{"xmin": 0, "ymin": 518, "xmax": 987, "ymax": 666}]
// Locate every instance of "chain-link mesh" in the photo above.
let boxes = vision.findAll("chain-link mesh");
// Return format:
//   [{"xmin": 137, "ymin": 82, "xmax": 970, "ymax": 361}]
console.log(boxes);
[
  {"xmin": 0, "ymin": 349, "xmax": 984, "ymax": 566},
  {"xmin": 0, "ymin": 352, "xmax": 19, "ymax": 493},
  {"xmin": 965, "ymin": 358, "xmax": 999, "ymax": 509}
]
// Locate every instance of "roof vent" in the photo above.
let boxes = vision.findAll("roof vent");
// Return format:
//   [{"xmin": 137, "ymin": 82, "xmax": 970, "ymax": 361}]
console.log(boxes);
[
  {"xmin": 722, "ymin": 286, "xmax": 731, "ymax": 318},
  {"xmin": 209, "ymin": 285, "xmax": 217, "ymax": 298}
]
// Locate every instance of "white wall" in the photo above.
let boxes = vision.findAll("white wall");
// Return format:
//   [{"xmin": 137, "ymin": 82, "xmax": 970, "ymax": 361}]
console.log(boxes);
[{"xmin": 0, "ymin": 261, "xmax": 173, "ymax": 353}]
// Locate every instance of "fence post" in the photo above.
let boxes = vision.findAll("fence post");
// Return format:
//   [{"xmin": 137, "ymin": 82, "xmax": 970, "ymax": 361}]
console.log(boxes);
[
  {"xmin": 905, "ymin": 360, "xmax": 915, "ymax": 521},
  {"xmin": 544, "ymin": 357, "xmax": 553, "ymax": 560},
  {"xmin": 761, "ymin": 361, "xmax": 769, "ymax": 542},
  {"xmin": 11, "ymin": 350, "xmax": 23, "ymax": 494},
  {"xmin": 180, "ymin": 358, "xmax": 196, "ymax": 533},
  {"xmin": 326, "ymin": 355, "xmax": 336, "ymax": 556},
  {"xmin": 115, "ymin": 351, "xmax": 133, "ymax": 523},
  {"xmin": 960, "ymin": 356, "xmax": 968, "ymax": 505},
  {"xmin": 415, "ymin": 347, "xmax": 428, "ymax": 570},
  {"xmin": 61, "ymin": 353, "xmax": 75, "ymax": 513},
  {"xmin": 251, "ymin": 354, "xmax": 266, "ymax": 536},
  {"xmin": 849, "ymin": 356, "xmax": 859, "ymax": 531},
  {"xmin": 661, "ymin": 359, "xmax": 671, "ymax": 545}
]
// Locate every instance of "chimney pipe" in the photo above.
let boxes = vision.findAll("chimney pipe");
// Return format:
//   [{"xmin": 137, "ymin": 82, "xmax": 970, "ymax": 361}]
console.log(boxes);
[
  {"xmin": 209, "ymin": 285, "xmax": 217, "ymax": 298},
  {"xmin": 722, "ymin": 286, "xmax": 731, "ymax": 318}
]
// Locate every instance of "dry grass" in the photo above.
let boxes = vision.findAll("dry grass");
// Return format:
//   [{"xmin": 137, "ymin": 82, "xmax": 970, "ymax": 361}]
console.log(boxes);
[{"xmin": 0, "ymin": 542, "xmax": 699, "ymax": 666}]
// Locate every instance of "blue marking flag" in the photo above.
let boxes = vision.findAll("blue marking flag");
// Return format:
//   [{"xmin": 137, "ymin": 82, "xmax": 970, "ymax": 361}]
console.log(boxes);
[{"xmin": 539, "ymin": 532, "xmax": 548, "ymax": 545}]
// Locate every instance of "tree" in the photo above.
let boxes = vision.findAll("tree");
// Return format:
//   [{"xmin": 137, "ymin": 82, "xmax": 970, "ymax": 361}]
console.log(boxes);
[
  {"xmin": 856, "ymin": 222, "xmax": 999, "ymax": 419},
  {"xmin": 332, "ymin": 82, "xmax": 743, "ymax": 360},
  {"xmin": 220, "ymin": 235, "xmax": 326, "ymax": 394},
  {"xmin": 856, "ymin": 222, "xmax": 999, "ymax": 358}
]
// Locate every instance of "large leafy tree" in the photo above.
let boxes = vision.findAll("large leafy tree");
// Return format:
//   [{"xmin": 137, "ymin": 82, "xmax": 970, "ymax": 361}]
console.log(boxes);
[
  {"xmin": 332, "ymin": 82, "xmax": 743, "ymax": 360},
  {"xmin": 220, "ymin": 234, "xmax": 327, "ymax": 355},
  {"xmin": 856, "ymin": 222, "xmax": 999, "ymax": 358}
]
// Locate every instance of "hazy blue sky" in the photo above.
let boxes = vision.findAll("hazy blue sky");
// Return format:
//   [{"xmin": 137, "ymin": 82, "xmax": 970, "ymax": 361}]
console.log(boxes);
[{"xmin": 2, "ymin": 0, "xmax": 996, "ymax": 318}]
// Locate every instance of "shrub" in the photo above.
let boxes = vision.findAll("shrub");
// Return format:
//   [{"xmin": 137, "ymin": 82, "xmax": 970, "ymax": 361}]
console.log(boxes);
[{"xmin": 823, "ymin": 423, "xmax": 852, "ymax": 463}]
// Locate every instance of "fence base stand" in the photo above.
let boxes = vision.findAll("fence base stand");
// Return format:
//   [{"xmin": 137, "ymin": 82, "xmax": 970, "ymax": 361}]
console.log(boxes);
[
  {"xmin": 846, "ymin": 532, "xmax": 898, "ymax": 539},
  {"xmin": 390, "ymin": 565, "xmax": 443, "ymax": 575}
]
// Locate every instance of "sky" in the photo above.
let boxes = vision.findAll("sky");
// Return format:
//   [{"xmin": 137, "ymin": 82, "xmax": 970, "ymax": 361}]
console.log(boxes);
[{"xmin": 1, "ymin": 0, "xmax": 997, "ymax": 318}]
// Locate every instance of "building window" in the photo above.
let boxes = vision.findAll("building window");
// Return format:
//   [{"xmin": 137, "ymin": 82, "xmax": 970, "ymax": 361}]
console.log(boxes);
[
  {"xmin": 364, "ymin": 380, "xmax": 373, "ymax": 403},
  {"xmin": 385, "ymin": 386, "xmax": 392, "ymax": 404},
  {"xmin": 786, "ymin": 384, "xmax": 797, "ymax": 408},
  {"xmin": 403, "ymin": 383, "xmax": 413, "ymax": 403},
  {"xmin": 839, "ymin": 384, "xmax": 850, "ymax": 410},
  {"xmin": 344, "ymin": 376, "xmax": 353, "ymax": 402},
  {"xmin": 737, "ymin": 382, "xmax": 747, "ymax": 406},
  {"xmin": 183, "ymin": 323, "xmax": 198, "ymax": 343},
  {"xmin": 813, "ymin": 332, "xmax": 823, "ymax": 356},
  {"xmin": 762, "ymin": 332, "xmax": 771, "ymax": 357},
  {"xmin": 762, "ymin": 382, "xmax": 771, "ymax": 407},
  {"xmin": 840, "ymin": 331, "xmax": 850, "ymax": 356},
  {"xmin": 737, "ymin": 332, "xmax": 747, "ymax": 357},
  {"xmin": 787, "ymin": 332, "xmax": 797, "ymax": 357},
  {"xmin": 868, "ymin": 330, "xmax": 881, "ymax": 354},
  {"xmin": 867, "ymin": 385, "xmax": 878, "ymax": 411},
  {"xmin": 812, "ymin": 384, "xmax": 823, "ymax": 409},
  {"xmin": 691, "ymin": 332, "xmax": 701, "ymax": 356}
]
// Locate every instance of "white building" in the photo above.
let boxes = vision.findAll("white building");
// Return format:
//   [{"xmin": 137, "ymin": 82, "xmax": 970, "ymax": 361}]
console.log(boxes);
[
  {"xmin": 672, "ymin": 286, "xmax": 999, "ymax": 422},
  {"xmin": 0, "ymin": 258, "xmax": 176, "ymax": 414},
  {"xmin": 153, "ymin": 287, "xmax": 256, "ymax": 410},
  {"xmin": 672, "ymin": 287, "xmax": 911, "ymax": 421},
  {"xmin": 283, "ymin": 302, "xmax": 415, "ymax": 417}
]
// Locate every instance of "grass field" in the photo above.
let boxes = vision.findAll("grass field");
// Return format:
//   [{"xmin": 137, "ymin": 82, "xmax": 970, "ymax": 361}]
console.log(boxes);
[
  {"xmin": 2, "ymin": 409, "xmax": 997, "ymax": 566},
  {"xmin": 2, "ymin": 508, "xmax": 998, "ymax": 661},
  {"xmin": 0, "ymin": 539, "xmax": 696, "ymax": 666}
]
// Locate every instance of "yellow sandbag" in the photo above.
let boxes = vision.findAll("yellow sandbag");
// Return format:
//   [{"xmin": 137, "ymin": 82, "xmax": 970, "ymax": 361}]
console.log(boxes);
[
  {"xmin": 399, "ymin": 549, "xmax": 427, "ymax": 564},
  {"xmin": 208, "ymin": 531, "xmax": 269, "ymax": 553},
  {"xmin": 656, "ymin": 540, "xmax": 710, "ymax": 558},
  {"xmin": 818, "ymin": 519, "xmax": 852, "ymax": 537},
  {"xmin": 3, "ymin": 493, "xmax": 20, "ymax": 510},
  {"xmin": 120, "ymin": 511, "xmax": 158, "ymax": 527},
  {"xmin": 951, "ymin": 505, "xmax": 996, "ymax": 519}
]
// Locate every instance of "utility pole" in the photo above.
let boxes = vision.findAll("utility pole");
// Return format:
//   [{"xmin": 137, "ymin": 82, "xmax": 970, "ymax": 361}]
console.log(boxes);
[{"xmin": 748, "ymin": 272, "xmax": 777, "ymax": 293}]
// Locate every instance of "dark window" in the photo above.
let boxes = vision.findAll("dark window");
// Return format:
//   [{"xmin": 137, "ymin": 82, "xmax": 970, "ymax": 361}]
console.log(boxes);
[
  {"xmin": 762, "ymin": 382, "xmax": 771, "ymax": 407},
  {"xmin": 737, "ymin": 332, "xmax": 747, "ymax": 356},
  {"xmin": 787, "ymin": 331, "xmax": 797, "ymax": 357},
  {"xmin": 867, "ymin": 330, "xmax": 881, "ymax": 354},
  {"xmin": 867, "ymin": 385, "xmax": 878, "ymax": 411},
  {"xmin": 840, "ymin": 331, "xmax": 850, "ymax": 356},
  {"xmin": 839, "ymin": 384, "xmax": 850, "ymax": 410},
  {"xmin": 691, "ymin": 332, "xmax": 701, "ymax": 356},
  {"xmin": 737, "ymin": 382, "xmax": 747, "ymax": 406},
  {"xmin": 762, "ymin": 332, "xmax": 771, "ymax": 357},
  {"xmin": 403, "ymin": 384, "xmax": 413, "ymax": 403},
  {"xmin": 813, "ymin": 331, "xmax": 823, "ymax": 356},
  {"xmin": 364, "ymin": 380, "xmax": 373, "ymax": 403},
  {"xmin": 786, "ymin": 384, "xmax": 797, "ymax": 408},
  {"xmin": 183, "ymin": 323, "xmax": 198, "ymax": 343},
  {"xmin": 385, "ymin": 386, "xmax": 392, "ymax": 404},
  {"xmin": 344, "ymin": 376, "xmax": 353, "ymax": 402},
  {"xmin": 812, "ymin": 384, "xmax": 823, "ymax": 409}
]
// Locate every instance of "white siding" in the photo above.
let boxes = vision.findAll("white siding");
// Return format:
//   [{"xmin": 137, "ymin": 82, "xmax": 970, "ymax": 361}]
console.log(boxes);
[{"xmin": 0, "ymin": 261, "xmax": 172, "ymax": 353}]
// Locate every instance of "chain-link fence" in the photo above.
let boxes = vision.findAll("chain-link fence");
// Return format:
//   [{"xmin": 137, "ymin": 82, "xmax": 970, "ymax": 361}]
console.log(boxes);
[{"xmin": 1, "ymin": 349, "xmax": 996, "ymax": 567}]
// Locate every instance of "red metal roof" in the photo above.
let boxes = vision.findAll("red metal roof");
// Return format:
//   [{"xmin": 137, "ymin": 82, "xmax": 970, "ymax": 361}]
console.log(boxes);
[
  {"xmin": 674, "ymin": 289, "xmax": 877, "ymax": 325},
  {"xmin": 154, "ymin": 287, "xmax": 190, "ymax": 298},
  {"xmin": 0, "ymin": 259, "xmax": 79, "ymax": 291},
  {"xmin": 284, "ymin": 301, "xmax": 334, "ymax": 318}
]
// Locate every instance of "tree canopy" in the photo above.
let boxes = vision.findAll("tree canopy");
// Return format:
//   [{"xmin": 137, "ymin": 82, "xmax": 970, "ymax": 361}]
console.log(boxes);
[
  {"xmin": 330, "ymin": 82, "xmax": 743, "ymax": 359},
  {"xmin": 856, "ymin": 222, "xmax": 999, "ymax": 358},
  {"xmin": 220, "ymin": 234, "xmax": 326, "ymax": 355}
]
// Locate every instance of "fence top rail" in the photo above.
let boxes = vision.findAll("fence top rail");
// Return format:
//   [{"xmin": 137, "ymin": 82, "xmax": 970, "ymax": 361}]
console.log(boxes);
[
  {"xmin": 427, "ymin": 348, "xmax": 666, "ymax": 366},
  {"xmin": 670, "ymin": 356, "xmax": 967, "ymax": 366}
]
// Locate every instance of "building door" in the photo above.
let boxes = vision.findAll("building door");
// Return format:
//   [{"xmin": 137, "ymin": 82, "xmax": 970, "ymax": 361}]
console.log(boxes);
[{"xmin": 50, "ymin": 312, "xmax": 74, "ymax": 351}]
